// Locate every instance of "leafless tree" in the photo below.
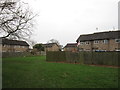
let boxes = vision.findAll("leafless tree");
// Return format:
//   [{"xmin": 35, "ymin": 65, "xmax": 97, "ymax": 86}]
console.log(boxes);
[{"xmin": 0, "ymin": 0, "xmax": 36, "ymax": 40}]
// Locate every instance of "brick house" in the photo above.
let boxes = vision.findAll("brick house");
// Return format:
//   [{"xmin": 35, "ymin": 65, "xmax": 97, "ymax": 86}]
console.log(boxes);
[
  {"xmin": 64, "ymin": 43, "xmax": 78, "ymax": 52},
  {"xmin": 42, "ymin": 43, "xmax": 60, "ymax": 52},
  {"xmin": 76, "ymin": 30, "xmax": 120, "ymax": 51},
  {"xmin": 0, "ymin": 38, "xmax": 29, "ymax": 52}
]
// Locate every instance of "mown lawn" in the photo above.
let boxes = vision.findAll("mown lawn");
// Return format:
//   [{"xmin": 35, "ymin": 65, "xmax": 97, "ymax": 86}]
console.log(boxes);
[{"xmin": 2, "ymin": 56, "xmax": 119, "ymax": 88}]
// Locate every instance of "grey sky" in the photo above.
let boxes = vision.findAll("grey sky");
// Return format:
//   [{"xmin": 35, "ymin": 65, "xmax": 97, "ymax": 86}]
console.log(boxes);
[{"xmin": 22, "ymin": 0, "xmax": 119, "ymax": 46}]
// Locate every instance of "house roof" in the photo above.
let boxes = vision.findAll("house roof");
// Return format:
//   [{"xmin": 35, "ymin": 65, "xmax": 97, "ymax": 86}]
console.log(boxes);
[
  {"xmin": 64, "ymin": 43, "xmax": 77, "ymax": 48},
  {"xmin": 76, "ymin": 30, "xmax": 120, "ymax": 42},
  {"xmin": 42, "ymin": 43, "xmax": 59, "ymax": 48},
  {"xmin": 0, "ymin": 38, "xmax": 29, "ymax": 46}
]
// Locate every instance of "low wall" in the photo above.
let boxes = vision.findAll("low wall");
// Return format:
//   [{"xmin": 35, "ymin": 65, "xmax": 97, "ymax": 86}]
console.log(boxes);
[{"xmin": 46, "ymin": 51, "xmax": 120, "ymax": 66}]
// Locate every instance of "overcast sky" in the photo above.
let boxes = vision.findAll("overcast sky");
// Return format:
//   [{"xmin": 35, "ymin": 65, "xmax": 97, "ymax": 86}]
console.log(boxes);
[{"xmin": 22, "ymin": 0, "xmax": 119, "ymax": 46}]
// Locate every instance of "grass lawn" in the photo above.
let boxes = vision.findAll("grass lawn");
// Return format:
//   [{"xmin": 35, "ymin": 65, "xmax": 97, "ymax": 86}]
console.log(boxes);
[{"xmin": 2, "ymin": 56, "xmax": 119, "ymax": 88}]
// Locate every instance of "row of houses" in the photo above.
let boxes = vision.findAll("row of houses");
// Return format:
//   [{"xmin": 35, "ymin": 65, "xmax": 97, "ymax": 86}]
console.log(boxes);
[
  {"xmin": 64, "ymin": 30, "xmax": 120, "ymax": 52},
  {"xmin": 0, "ymin": 38, "xmax": 61, "ymax": 53},
  {"xmin": 0, "ymin": 30, "xmax": 120, "ymax": 53}
]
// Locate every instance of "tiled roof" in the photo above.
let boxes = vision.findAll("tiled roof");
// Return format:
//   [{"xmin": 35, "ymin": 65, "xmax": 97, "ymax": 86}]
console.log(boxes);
[
  {"xmin": 64, "ymin": 43, "xmax": 77, "ymax": 48},
  {"xmin": 76, "ymin": 30, "xmax": 120, "ymax": 42},
  {"xmin": 0, "ymin": 38, "xmax": 29, "ymax": 46}
]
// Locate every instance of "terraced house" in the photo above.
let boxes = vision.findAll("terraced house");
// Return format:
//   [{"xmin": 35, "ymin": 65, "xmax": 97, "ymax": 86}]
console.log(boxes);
[
  {"xmin": 0, "ymin": 38, "xmax": 29, "ymax": 52},
  {"xmin": 42, "ymin": 43, "xmax": 60, "ymax": 52},
  {"xmin": 76, "ymin": 30, "xmax": 120, "ymax": 51},
  {"xmin": 64, "ymin": 43, "xmax": 78, "ymax": 52}
]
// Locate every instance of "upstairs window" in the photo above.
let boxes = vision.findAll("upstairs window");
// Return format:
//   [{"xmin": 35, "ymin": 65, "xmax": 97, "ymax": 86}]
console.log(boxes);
[
  {"xmin": 85, "ymin": 41, "xmax": 90, "ymax": 45},
  {"xmin": 115, "ymin": 39, "xmax": 120, "ymax": 43},
  {"xmin": 94, "ymin": 40, "xmax": 99, "ymax": 44},
  {"xmin": 80, "ymin": 42, "xmax": 85, "ymax": 45},
  {"xmin": 103, "ymin": 40, "xmax": 108, "ymax": 44}
]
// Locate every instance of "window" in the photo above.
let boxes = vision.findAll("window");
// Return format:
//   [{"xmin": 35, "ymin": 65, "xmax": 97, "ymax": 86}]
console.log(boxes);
[
  {"xmin": 115, "ymin": 39, "xmax": 120, "ymax": 43},
  {"xmin": 80, "ymin": 42, "xmax": 85, "ymax": 45},
  {"xmin": 103, "ymin": 40, "xmax": 108, "ymax": 44},
  {"xmin": 85, "ymin": 41, "xmax": 90, "ymax": 45},
  {"xmin": 94, "ymin": 40, "xmax": 99, "ymax": 44}
]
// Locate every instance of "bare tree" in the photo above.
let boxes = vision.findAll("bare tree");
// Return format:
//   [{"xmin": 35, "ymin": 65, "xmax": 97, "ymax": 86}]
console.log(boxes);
[{"xmin": 0, "ymin": 0, "xmax": 36, "ymax": 40}]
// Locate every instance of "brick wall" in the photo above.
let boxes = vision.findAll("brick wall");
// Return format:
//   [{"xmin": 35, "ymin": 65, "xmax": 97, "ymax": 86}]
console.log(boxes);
[
  {"xmin": 2, "ymin": 45, "xmax": 29, "ymax": 52},
  {"xmin": 45, "ymin": 44, "xmax": 60, "ymax": 51},
  {"xmin": 79, "ymin": 41, "xmax": 92, "ymax": 51},
  {"xmin": 64, "ymin": 47, "xmax": 78, "ymax": 52}
]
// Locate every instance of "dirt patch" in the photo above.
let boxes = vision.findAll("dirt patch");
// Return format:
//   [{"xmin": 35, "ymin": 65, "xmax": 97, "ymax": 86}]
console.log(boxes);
[{"xmin": 88, "ymin": 64, "xmax": 120, "ymax": 68}]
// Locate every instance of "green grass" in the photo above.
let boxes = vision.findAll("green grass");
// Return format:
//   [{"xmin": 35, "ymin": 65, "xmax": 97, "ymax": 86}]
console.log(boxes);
[{"xmin": 2, "ymin": 56, "xmax": 119, "ymax": 88}]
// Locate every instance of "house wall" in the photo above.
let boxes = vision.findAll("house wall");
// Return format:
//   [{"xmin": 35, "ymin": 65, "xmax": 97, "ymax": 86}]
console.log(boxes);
[
  {"xmin": 2, "ymin": 45, "xmax": 29, "ymax": 52},
  {"xmin": 52, "ymin": 44, "xmax": 60, "ymax": 51},
  {"xmin": 78, "ymin": 41, "xmax": 92, "ymax": 51},
  {"xmin": 109, "ymin": 39, "xmax": 119, "ymax": 51},
  {"xmin": 64, "ymin": 47, "xmax": 78, "ymax": 52},
  {"xmin": 92, "ymin": 40, "xmax": 109, "ymax": 51},
  {"xmin": 78, "ymin": 39, "xmax": 120, "ymax": 51},
  {"xmin": 45, "ymin": 44, "xmax": 60, "ymax": 52}
]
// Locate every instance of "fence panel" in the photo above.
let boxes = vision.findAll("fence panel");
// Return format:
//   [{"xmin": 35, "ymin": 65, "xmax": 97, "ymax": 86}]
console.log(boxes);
[
  {"xmin": 46, "ymin": 51, "xmax": 119, "ymax": 66},
  {"xmin": 66, "ymin": 52, "xmax": 79, "ymax": 63},
  {"xmin": 46, "ymin": 51, "xmax": 66, "ymax": 62}
]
